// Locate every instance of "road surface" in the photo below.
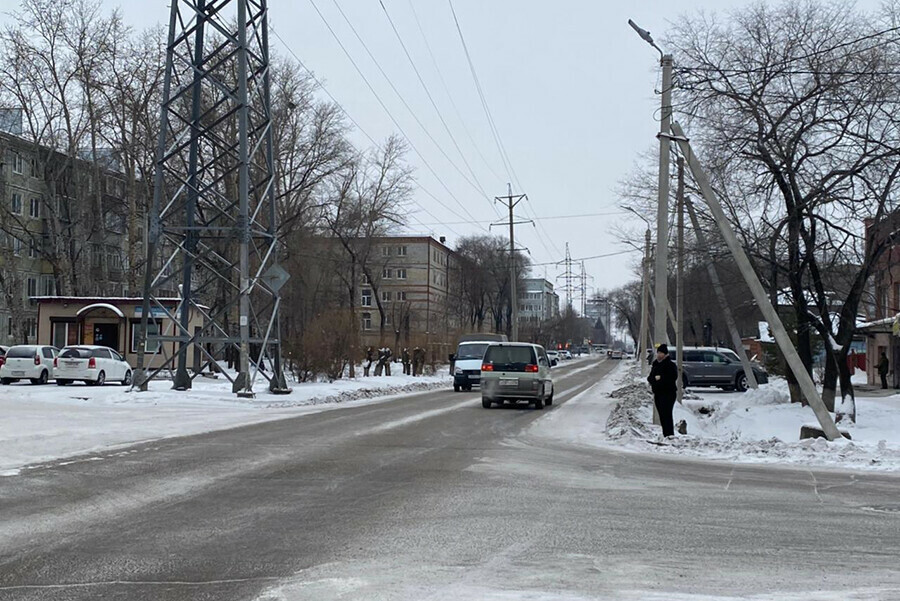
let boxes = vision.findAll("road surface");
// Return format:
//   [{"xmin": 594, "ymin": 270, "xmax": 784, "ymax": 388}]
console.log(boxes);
[{"xmin": 0, "ymin": 357, "xmax": 898, "ymax": 600}]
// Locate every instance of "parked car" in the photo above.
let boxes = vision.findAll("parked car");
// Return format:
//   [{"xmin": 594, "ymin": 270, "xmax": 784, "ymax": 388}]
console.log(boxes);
[
  {"xmin": 668, "ymin": 347, "xmax": 768, "ymax": 392},
  {"xmin": 561, "ymin": 350, "xmax": 573, "ymax": 360},
  {"xmin": 609, "ymin": 350, "xmax": 624, "ymax": 360},
  {"xmin": 0, "ymin": 345, "xmax": 58, "ymax": 385},
  {"xmin": 480, "ymin": 343, "xmax": 554, "ymax": 409},
  {"xmin": 546, "ymin": 350, "xmax": 560, "ymax": 366},
  {"xmin": 55, "ymin": 346, "xmax": 133, "ymax": 386}
]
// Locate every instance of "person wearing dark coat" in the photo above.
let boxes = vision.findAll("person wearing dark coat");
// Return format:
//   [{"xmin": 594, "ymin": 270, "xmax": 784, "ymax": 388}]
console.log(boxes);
[
  {"xmin": 878, "ymin": 351, "xmax": 890, "ymax": 390},
  {"xmin": 647, "ymin": 343, "xmax": 679, "ymax": 437}
]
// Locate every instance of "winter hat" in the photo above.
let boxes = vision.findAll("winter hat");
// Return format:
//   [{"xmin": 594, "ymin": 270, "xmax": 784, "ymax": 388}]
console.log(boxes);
[{"xmin": 656, "ymin": 343, "xmax": 669, "ymax": 355}]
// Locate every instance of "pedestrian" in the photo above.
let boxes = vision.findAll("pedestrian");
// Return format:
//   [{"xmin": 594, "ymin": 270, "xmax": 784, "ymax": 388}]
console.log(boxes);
[
  {"xmin": 374, "ymin": 348, "xmax": 385, "ymax": 376},
  {"xmin": 878, "ymin": 351, "xmax": 890, "ymax": 390},
  {"xmin": 413, "ymin": 346, "xmax": 424, "ymax": 376},
  {"xmin": 383, "ymin": 347, "xmax": 392, "ymax": 376},
  {"xmin": 647, "ymin": 343, "xmax": 678, "ymax": 438},
  {"xmin": 364, "ymin": 346, "xmax": 374, "ymax": 377},
  {"xmin": 402, "ymin": 347, "xmax": 411, "ymax": 375}
]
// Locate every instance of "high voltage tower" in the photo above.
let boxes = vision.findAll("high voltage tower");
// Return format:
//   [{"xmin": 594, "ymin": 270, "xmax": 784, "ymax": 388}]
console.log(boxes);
[
  {"xmin": 491, "ymin": 184, "xmax": 531, "ymax": 342},
  {"xmin": 578, "ymin": 260, "xmax": 593, "ymax": 316},
  {"xmin": 136, "ymin": 0, "xmax": 289, "ymax": 397},
  {"xmin": 556, "ymin": 243, "xmax": 576, "ymax": 310}
]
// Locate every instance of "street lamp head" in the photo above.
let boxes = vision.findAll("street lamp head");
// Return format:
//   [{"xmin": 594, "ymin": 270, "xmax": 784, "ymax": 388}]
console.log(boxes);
[{"xmin": 628, "ymin": 18, "xmax": 663, "ymax": 58}]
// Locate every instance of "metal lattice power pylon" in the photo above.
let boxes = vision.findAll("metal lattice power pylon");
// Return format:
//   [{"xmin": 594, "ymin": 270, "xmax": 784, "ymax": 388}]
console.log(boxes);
[{"xmin": 135, "ymin": 0, "xmax": 289, "ymax": 397}]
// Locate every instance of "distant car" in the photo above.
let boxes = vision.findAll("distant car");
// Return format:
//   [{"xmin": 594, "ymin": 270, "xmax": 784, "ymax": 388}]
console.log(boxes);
[
  {"xmin": 0, "ymin": 345, "xmax": 58, "ymax": 385},
  {"xmin": 546, "ymin": 350, "xmax": 559, "ymax": 366},
  {"xmin": 55, "ymin": 346, "xmax": 133, "ymax": 386},
  {"xmin": 561, "ymin": 350, "xmax": 573, "ymax": 360},
  {"xmin": 668, "ymin": 347, "xmax": 768, "ymax": 392},
  {"xmin": 480, "ymin": 342, "xmax": 554, "ymax": 409},
  {"xmin": 609, "ymin": 350, "xmax": 624, "ymax": 360}
]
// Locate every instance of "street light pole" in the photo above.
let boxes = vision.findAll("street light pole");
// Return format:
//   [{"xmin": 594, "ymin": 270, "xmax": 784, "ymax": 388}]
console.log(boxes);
[{"xmin": 655, "ymin": 54, "xmax": 673, "ymax": 348}]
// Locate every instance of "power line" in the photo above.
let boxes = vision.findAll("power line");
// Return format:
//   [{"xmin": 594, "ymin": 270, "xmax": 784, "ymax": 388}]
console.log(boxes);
[
  {"xmin": 533, "ymin": 248, "xmax": 637, "ymax": 267},
  {"xmin": 413, "ymin": 210, "xmax": 630, "ymax": 226},
  {"xmin": 269, "ymin": 25, "xmax": 471, "ymax": 238},
  {"xmin": 378, "ymin": 0, "xmax": 496, "ymax": 213},
  {"xmin": 304, "ymin": 0, "xmax": 488, "ymax": 230}
]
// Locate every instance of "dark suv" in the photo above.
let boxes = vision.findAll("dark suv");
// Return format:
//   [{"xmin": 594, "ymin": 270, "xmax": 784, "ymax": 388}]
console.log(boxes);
[{"xmin": 670, "ymin": 348, "xmax": 768, "ymax": 392}]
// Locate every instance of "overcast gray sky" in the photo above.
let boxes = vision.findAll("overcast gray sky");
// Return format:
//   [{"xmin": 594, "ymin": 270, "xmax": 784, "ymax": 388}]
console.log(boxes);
[{"xmin": 2, "ymin": 0, "xmax": 882, "ymax": 301}]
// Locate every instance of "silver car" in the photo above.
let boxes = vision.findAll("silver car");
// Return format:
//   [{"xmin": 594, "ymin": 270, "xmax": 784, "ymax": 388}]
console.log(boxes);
[
  {"xmin": 480, "ymin": 343, "xmax": 554, "ymax": 409},
  {"xmin": 670, "ymin": 347, "xmax": 768, "ymax": 392}
]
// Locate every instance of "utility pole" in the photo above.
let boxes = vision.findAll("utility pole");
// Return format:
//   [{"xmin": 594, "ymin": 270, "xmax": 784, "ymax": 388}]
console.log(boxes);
[
  {"xmin": 654, "ymin": 54, "xmax": 674, "ymax": 349},
  {"xmin": 492, "ymin": 184, "xmax": 529, "ymax": 342},
  {"xmin": 638, "ymin": 229, "xmax": 651, "ymax": 378},
  {"xmin": 670, "ymin": 121, "xmax": 841, "ymax": 441},
  {"xmin": 557, "ymin": 243, "xmax": 576, "ymax": 310},
  {"xmin": 676, "ymin": 157, "xmax": 684, "ymax": 404}
]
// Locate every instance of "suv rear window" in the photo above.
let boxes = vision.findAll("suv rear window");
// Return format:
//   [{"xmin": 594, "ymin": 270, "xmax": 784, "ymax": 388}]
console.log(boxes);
[
  {"xmin": 483, "ymin": 346, "xmax": 536, "ymax": 371},
  {"xmin": 61, "ymin": 348, "xmax": 92, "ymax": 359},
  {"xmin": 6, "ymin": 347, "xmax": 37, "ymax": 358}
]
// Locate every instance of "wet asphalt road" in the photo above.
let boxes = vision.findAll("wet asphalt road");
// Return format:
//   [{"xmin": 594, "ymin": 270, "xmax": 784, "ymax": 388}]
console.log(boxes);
[{"xmin": 0, "ymin": 358, "xmax": 898, "ymax": 600}]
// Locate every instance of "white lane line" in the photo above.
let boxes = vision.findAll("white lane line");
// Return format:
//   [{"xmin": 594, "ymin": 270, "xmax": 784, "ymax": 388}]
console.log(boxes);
[{"xmin": 360, "ymin": 398, "xmax": 475, "ymax": 436}]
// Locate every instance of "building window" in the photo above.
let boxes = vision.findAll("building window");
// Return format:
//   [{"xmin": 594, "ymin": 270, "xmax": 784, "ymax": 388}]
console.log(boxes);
[
  {"xmin": 107, "ymin": 247, "xmax": 122, "ymax": 270},
  {"xmin": 382, "ymin": 246, "xmax": 391, "ymax": 256},
  {"xmin": 25, "ymin": 318, "xmax": 36, "ymax": 338},
  {"xmin": 397, "ymin": 245, "xmax": 407, "ymax": 256},
  {"xmin": 361, "ymin": 312, "xmax": 372, "ymax": 330},
  {"xmin": 361, "ymin": 289, "xmax": 372, "ymax": 307},
  {"xmin": 132, "ymin": 319, "xmax": 161, "ymax": 353},
  {"xmin": 28, "ymin": 239, "xmax": 38, "ymax": 258},
  {"xmin": 398, "ymin": 291, "xmax": 407, "ymax": 301},
  {"xmin": 12, "ymin": 236, "xmax": 22, "ymax": 256},
  {"xmin": 52, "ymin": 321, "xmax": 77, "ymax": 348},
  {"xmin": 383, "ymin": 314, "xmax": 392, "ymax": 326},
  {"xmin": 11, "ymin": 193, "xmax": 22, "ymax": 215},
  {"xmin": 41, "ymin": 276, "xmax": 55, "ymax": 296},
  {"xmin": 397, "ymin": 269, "xmax": 407, "ymax": 279},
  {"xmin": 26, "ymin": 277, "xmax": 37, "ymax": 298},
  {"xmin": 91, "ymin": 245, "xmax": 103, "ymax": 268},
  {"xmin": 361, "ymin": 273, "xmax": 370, "ymax": 284},
  {"xmin": 382, "ymin": 268, "xmax": 392, "ymax": 279},
  {"xmin": 12, "ymin": 152, "xmax": 23, "ymax": 174},
  {"xmin": 382, "ymin": 290, "xmax": 392, "ymax": 302},
  {"xmin": 28, "ymin": 198, "xmax": 40, "ymax": 219}
]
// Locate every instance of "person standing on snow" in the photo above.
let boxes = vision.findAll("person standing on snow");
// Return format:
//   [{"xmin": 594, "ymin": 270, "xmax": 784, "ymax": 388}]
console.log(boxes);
[
  {"xmin": 647, "ymin": 343, "xmax": 678, "ymax": 438},
  {"xmin": 878, "ymin": 351, "xmax": 890, "ymax": 390}
]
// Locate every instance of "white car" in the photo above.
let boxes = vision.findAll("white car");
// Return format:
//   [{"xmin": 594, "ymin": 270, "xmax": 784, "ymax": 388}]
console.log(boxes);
[
  {"xmin": 0, "ymin": 345, "xmax": 58, "ymax": 385},
  {"xmin": 55, "ymin": 346, "xmax": 133, "ymax": 386},
  {"xmin": 546, "ymin": 350, "xmax": 560, "ymax": 366},
  {"xmin": 561, "ymin": 350, "xmax": 573, "ymax": 360}
]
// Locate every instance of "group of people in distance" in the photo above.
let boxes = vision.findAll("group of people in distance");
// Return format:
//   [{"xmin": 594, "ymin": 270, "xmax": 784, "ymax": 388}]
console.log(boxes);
[{"xmin": 363, "ymin": 346, "xmax": 427, "ymax": 377}]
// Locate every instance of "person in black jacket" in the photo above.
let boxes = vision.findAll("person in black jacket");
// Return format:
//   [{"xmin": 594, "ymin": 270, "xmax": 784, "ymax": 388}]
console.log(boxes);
[{"xmin": 647, "ymin": 343, "xmax": 678, "ymax": 437}]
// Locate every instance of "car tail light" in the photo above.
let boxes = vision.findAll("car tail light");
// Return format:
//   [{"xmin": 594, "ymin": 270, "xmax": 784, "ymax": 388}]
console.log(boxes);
[
  {"xmin": 481, "ymin": 364, "xmax": 493, "ymax": 371},
  {"xmin": 88, "ymin": 357, "xmax": 96, "ymax": 369},
  {"xmin": 34, "ymin": 354, "xmax": 41, "ymax": 366},
  {"xmin": 525, "ymin": 364, "xmax": 538, "ymax": 373},
  {"xmin": 0, "ymin": 357, "xmax": 4, "ymax": 368},
  {"xmin": 53, "ymin": 357, "xmax": 58, "ymax": 368}
]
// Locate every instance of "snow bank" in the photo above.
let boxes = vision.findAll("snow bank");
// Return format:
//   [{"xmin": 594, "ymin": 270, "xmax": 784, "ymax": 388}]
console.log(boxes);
[
  {"xmin": 0, "ymin": 370, "xmax": 451, "ymax": 475},
  {"xmin": 533, "ymin": 362, "xmax": 900, "ymax": 472}
]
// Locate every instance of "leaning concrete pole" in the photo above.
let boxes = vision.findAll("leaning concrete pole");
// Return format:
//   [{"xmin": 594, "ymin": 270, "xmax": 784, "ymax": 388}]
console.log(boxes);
[
  {"xmin": 671, "ymin": 122, "xmax": 840, "ymax": 440},
  {"xmin": 676, "ymin": 157, "xmax": 685, "ymax": 404},
  {"xmin": 684, "ymin": 195, "xmax": 758, "ymax": 390},
  {"xmin": 638, "ymin": 229, "xmax": 651, "ymax": 378}
]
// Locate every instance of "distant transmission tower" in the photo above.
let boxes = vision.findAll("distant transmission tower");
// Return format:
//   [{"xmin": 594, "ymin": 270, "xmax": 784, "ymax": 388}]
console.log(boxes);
[
  {"xmin": 556, "ymin": 243, "xmax": 575, "ymax": 309},
  {"xmin": 136, "ymin": 0, "xmax": 289, "ymax": 397}
]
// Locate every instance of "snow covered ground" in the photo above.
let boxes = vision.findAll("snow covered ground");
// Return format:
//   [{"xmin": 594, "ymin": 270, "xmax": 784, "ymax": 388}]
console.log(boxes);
[
  {"xmin": 532, "ymin": 361, "xmax": 900, "ymax": 472},
  {"xmin": 0, "ymin": 367, "xmax": 451, "ymax": 476}
]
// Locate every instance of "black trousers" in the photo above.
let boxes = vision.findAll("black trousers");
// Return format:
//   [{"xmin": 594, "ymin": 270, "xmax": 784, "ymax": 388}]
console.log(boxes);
[
  {"xmin": 882, "ymin": 373, "xmax": 889, "ymax": 389},
  {"xmin": 654, "ymin": 394, "xmax": 676, "ymax": 437}
]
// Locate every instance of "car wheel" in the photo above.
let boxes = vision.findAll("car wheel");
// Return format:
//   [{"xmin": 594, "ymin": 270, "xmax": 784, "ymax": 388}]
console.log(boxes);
[
  {"xmin": 1, "ymin": 378, "xmax": 11, "ymax": 385},
  {"xmin": 454, "ymin": 384, "xmax": 460, "ymax": 392},
  {"xmin": 534, "ymin": 397, "xmax": 544, "ymax": 410},
  {"xmin": 735, "ymin": 373, "xmax": 748, "ymax": 393},
  {"xmin": 122, "ymin": 371, "xmax": 132, "ymax": 386},
  {"xmin": 31, "ymin": 370, "xmax": 49, "ymax": 385},
  {"xmin": 56, "ymin": 379, "xmax": 70, "ymax": 386},
  {"xmin": 481, "ymin": 397, "xmax": 492, "ymax": 408},
  {"xmin": 546, "ymin": 389, "xmax": 554, "ymax": 406},
  {"xmin": 95, "ymin": 371, "xmax": 106, "ymax": 386}
]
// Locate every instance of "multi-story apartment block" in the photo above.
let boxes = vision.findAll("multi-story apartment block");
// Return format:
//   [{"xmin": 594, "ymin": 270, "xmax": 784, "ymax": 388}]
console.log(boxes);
[
  {"xmin": 357, "ymin": 236, "xmax": 459, "ymax": 356},
  {"xmin": 518, "ymin": 278, "xmax": 559, "ymax": 324},
  {"xmin": 860, "ymin": 210, "xmax": 900, "ymax": 388},
  {"xmin": 0, "ymin": 126, "xmax": 139, "ymax": 345}
]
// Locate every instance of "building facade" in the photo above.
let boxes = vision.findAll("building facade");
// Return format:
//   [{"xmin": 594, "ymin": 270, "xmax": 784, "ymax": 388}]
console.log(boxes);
[
  {"xmin": 518, "ymin": 278, "xmax": 559, "ymax": 324},
  {"xmin": 1, "ymin": 128, "xmax": 139, "ymax": 346},
  {"xmin": 860, "ymin": 211, "xmax": 900, "ymax": 388}
]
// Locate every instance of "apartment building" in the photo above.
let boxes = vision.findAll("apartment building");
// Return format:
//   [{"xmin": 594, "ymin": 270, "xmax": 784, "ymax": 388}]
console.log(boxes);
[
  {"xmin": 860, "ymin": 210, "xmax": 900, "ymax": 388},
  {"xmin": 518, "ymin": 278, "xmax": 560, "ymax": 324},
  {"xmin": 0, "ymin": 126, "xmax": 138, "ymax": 345},
  {"xmin": 357, "ymin": 236, "xmax": 459, "ymax": 355}
]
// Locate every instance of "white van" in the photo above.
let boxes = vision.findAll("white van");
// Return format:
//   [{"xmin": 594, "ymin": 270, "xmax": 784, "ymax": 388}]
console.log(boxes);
[{"xmin": 451, "ymin": 333, "xmax": 507, "ymax": 392}]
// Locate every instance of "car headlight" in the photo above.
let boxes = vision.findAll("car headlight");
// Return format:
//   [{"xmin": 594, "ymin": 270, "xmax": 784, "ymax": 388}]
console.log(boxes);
[{"xmin": 454, "ymin": 367, "xmax": 463, "ymax": 375}]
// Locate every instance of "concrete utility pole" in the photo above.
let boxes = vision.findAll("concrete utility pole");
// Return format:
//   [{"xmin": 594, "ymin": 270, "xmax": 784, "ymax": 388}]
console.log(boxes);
[
  {"xmin": 638, "ymin": 229, "xmax": 651, "ymax": 378},
  {"xmin": 676, "ymin": 157, "xmax": 685, "ymax": 404},
  {"xmin": 492, "ymin": 184, "xmax": 529, "ymax": 342},
  {"xmin": 670, "ymin": 121, "xmax": 841, "ymax": 441},
  {"xmin": 684, "ymin": 196, "xmax": 758, "ymax": 390},
  {"xmin": 654, "ymin": 54, "xmax": 674, "ymax": 349}
]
